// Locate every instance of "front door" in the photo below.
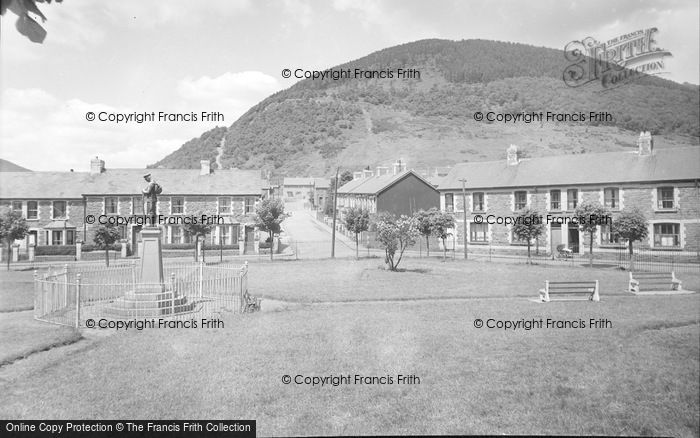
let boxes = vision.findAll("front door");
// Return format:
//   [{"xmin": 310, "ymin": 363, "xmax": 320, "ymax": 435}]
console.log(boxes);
[
  {"xmin": 550, "ymin": 223, "xmax": 562, "ymax": 254},
  {"xmin": 567, "ymin": 223, "xmax": 580, "ymax": 253}
]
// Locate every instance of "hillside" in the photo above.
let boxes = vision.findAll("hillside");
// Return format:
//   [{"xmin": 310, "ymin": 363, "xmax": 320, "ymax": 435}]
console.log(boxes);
[
  {"xmin": 151, "ymin": 39, "xmax": 699, "ymax": 176},
  {"xmin": 0, "ymin": 159, "xmax": 30, "ymax": 172}
]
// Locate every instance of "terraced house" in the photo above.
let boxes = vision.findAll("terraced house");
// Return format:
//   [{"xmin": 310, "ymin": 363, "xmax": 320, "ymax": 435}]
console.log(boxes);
[
  {"xmin": 0, "ymin": 158, "xmax": 270, "ymax": 256},
  {"xmin": 438, "ymin": 133, "xmax": 700, "ymax": 254}
]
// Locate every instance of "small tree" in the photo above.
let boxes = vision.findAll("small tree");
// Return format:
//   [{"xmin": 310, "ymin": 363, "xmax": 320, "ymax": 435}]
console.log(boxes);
[
  {"xmin": 613, "ymin": 207, "xmax": 649, "ymax": 270},
  {"xmin": 0, "ymin": 209, "xmax": 29, "ymax": 270},
  {"xmin": 344, "ymin": 206, "xmax": 370, "ymax": 259},
  {"xmin": 511, "ymin": 208, "xmax": 545, "ymax": 264},
  {"xmin": 575, "ymin": 201, "xmax": 610, "ymax": 267},
  {"xmin": 93, "ymin": 224, "xmax": 121, "ymax": 267},
  {"xmin": 375, "ymin": 213, "xmax": 419, "ymax": 271},
  {"xmin": 254, "ymin": 198, "xmax": 287, "ymax": 261},
  {"xmin": 414, "ymin": 208, "xmax": 437, "ymax": 257},
  {"xmin": 183, "ymin": 216, "xmax": 214, "ymax": 262},
  {"xmin": 431, "ymin": 211, "xmax": 455, "ymax": 261}
]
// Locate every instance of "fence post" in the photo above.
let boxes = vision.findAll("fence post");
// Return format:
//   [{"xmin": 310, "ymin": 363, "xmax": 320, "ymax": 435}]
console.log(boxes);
[
  {"xmin": 239, "ymin": 262, "xmax": 247, "ymax": 313},
  {"xmin": 171, "ymin": 272, "xmax": 176, "ymax": 315},
  {"xmin": 198, "ymin": 260, "xmax": 204, "ymax": 298},
  {"xmin": 75, "ymin": 273, "xmax": 81, "ymax": 328},
  {"xmin": 63, "ymin": 264, "xmax": 69, "ymax": 310},
  {"xmin": 131, "ymin": 260, "xmax": 136, "ymax": 289},
  {"xmin": 33, "ymin": 269, "xmax": 38, "ymax": 318}
]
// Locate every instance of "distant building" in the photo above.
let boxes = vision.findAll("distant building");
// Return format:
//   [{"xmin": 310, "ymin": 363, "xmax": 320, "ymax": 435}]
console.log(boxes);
[
  {"xmin": 337, "ymin": 161, "xmax": 440, "ymax": 217},
  {"xmin": 282, "ymin": 177, "xmax": 315, "ymax": 202},
  {"xmin": 313, "ymin": 178, "xmax": 330, "ymax": 209},
  {"xmin": 0, "ymin": 158, "xmax": 269, "ymax": 255},
  {"xmin": 438, "ymin": 133, "xmax": 700, "ymax": 253}
]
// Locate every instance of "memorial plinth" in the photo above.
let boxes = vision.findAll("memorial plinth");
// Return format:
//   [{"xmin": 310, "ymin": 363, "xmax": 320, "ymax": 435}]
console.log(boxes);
[{"xmin": 105, "ymin": 227, "xmax": 195, "ymax": 318}]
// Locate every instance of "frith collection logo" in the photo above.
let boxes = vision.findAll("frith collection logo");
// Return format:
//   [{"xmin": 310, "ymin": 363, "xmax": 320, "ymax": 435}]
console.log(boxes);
[{"xmin": 563, "ymin": 27, "xmax": 672, "ymax": 90}]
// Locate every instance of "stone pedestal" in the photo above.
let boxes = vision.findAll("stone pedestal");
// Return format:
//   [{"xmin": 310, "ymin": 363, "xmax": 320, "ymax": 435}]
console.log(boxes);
[
  {"xmin": 106, "ymin": 227, "xmax": 194, "ymax": 318},
  {"xmin": 76, "ymin": 241, "xmax": 82, "ymax": 261},
  {"xmin": 139, "ymin": 227, "xmax": 164, "ymax": 286},
  {"xmin": 28, "ymin": 244, "xmax": 35, "ymax": 262},
  {"xmin": 238, "ymin": 239, "xmax": 245, "ymax": 255},
  {"xmin": 120, "ymin": 239, "xmax": 128, "ymax": 258},
  {"xmin": 11, "ymin": 244, "xmax": 19, "ymax": 262}
]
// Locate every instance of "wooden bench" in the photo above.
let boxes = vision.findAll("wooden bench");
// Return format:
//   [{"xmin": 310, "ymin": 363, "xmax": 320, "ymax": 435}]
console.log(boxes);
[
  {"xmin": 629, "ymin": 271, "xmax": 682, "ymax": 293},
  {"xmin": 241, "ymin": 290, "xmax": 261, "ymax": 313},
  {"xmin": 539, "ymin": 280, "xmax": 600, "ymax": 302}
]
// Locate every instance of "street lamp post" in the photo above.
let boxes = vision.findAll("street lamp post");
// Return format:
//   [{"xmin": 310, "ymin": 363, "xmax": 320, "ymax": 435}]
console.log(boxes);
[
  {"xmin": 331, "ymin": 167, "xmax": 339, "ymax": 259},
  {"xmin": 459, "ymin": 178, "xmax": 468, "ymax": 259}
]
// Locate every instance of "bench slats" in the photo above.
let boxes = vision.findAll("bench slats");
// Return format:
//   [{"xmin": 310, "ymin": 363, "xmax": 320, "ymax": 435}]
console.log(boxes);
[{"xmin": 540, "ymin": 281, "xmax": 599, "ymax": 302}]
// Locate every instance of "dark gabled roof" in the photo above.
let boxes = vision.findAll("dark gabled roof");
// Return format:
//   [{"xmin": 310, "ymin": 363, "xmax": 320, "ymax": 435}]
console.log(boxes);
[
  {"xmin": 0, "ymin": 169, "xmax": 265, "ymax": 199},
  {"xmin": 439, "ymin": 147, "xmax": 700, "ymax": 190},
  {"xmin": 337, "ymin": 170, "xmax": 437, "ymax": 196}
]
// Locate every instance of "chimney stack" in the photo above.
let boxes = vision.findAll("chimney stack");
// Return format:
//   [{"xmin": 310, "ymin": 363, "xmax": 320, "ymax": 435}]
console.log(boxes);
[
  {"xmin": 363, "ymin": 169, "xmax": 374, "ymax": 178},
  {"xmin": 637, "ymin": 131, "xmax": 653, "ymax": 155},
  {"xmin": 506, "ymin": 145, "xmax": 519, "ymax": 166},
  {"xmin": 353, "ymin": 171, "xmax": 363, "ymax": 179},
  {"xmin": 90, "ymin": 156, "xmax": 105, "ymax": 174},
  {"xmin": 376, "ymin": 166, "xmax": 389, "ymax": 176},
  {"xmin": 200, "ymin": 160, "xmax": 211, "ymax": 175},
  {"xmin": 392, "ymin": 159, "xmax": 407, "ymax": 175}
]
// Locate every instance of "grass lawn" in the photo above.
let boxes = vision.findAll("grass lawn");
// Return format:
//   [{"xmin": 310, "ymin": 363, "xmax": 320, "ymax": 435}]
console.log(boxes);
[
  {"xmin": 0, "ymin": 269, "xmax": 35, "ymax": 311},
  {"xmin": 0, "ymin": 258, "xmax": 698, "ymax": 436},
  {"xmin": 0, "ymin": 311, "xmax": 81, "ymax": 366},
  {"xmin": 247, "ymin": 258, "xmax": 700, "ymax": 303}
]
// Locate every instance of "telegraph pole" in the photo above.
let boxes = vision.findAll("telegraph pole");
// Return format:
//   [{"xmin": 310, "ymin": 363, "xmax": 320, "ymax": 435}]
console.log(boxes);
[
  {"xmin": 331, "ymin": 167, "xmax": 339, "ymax": 258},
  {"xmin": 459, "ymin": 178, "xmax": 468, "ymax": 259}
]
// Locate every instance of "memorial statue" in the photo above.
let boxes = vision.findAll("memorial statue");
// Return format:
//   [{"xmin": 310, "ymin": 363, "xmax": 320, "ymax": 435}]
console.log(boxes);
[{"xmin": 142, "ymin": 173, "xmax": 161, "ymax": 219}]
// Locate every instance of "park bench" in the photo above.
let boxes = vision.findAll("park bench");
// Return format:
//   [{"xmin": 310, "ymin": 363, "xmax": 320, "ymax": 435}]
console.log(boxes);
[
  {"xmin": 241, "ymin": 290, "xmax": 261, "ymax": 313},
  {"xmin": 628, "ymin": 271, "xmax": 683, "ymax": 293},
  {"xmin": 539, "ymin": 280, "xmax": 600, "ymax": 302}
]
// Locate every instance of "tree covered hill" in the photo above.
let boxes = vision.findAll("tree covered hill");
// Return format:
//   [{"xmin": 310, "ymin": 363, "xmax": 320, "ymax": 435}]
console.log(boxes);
[{"xmin": 150, "ymin": 39, "xmax": 699, "ymax": 176}]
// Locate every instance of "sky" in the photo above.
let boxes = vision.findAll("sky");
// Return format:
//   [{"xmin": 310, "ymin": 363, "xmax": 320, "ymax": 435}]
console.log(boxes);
[{"xmin": 1, "ymin": 0, "xmax": 698, "ymax": 171}]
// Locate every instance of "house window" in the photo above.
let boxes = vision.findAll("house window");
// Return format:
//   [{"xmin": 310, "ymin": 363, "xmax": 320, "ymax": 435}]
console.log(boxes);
[
  {"xmin": 653, "ymin": 223, "xmax": 680, "ymax": 247},
  {"xmin": 171, "ymin": 197, "xmax": 184, "ymax": 215},
  {"xmin": 567, "ymin": 189, "xmax": 578, "ymax": 210},
  {"xmin": 550, "ymin": 190, "xmax": 561, "ymax": 211},
  {"xmin": 657, "ymin": 187, "xmax": 674, "ymax": 209},
  {"xmin": 445, "ymin": 194, "xmax": 454, "ymax": 212},
  {"xmin": 51, "ymin": 230, "xmax": 63, "ymax": 245},
  {"xmin": 245, "ymin": 197, "xmax": 255, "ymax": 214},
  {"xmin": 287, "ymin": 191, "xmax": 293, "ymax": 197},
  {"xmin": 472, "ymin": 192, "xmax": 484, "ymax": 212},
  {"xmin": 27, "ymin": 201, "xmax": 38, "ymax": 219},
  {"xmin": 132, "ymin": 197, "xmax": 144, "ymax": 215},
  {"xmin": 600, "ymin": 224, "xmax": 620, "ymax": 244},
  {"xmin": 66, "ymin": 230, "xmax": 76, "ymax": 245},
  {"xmin": 218, "ymin": 197, "xmax": 231, "ymax": 215},
  {"xmin": 470, "ymin": 222, "xmax": 488, "ymax": 242},
  {"xmin": 11, "ymin": 201, "xmax": 22, "ymax": 212},
  {"xmin": 171, "ymin": 226, "xmax": 183, "ymax": 244},
  {"xmin": 52, "ymin": 201, "xmax": 67, "ymax": 219},
  {"xmin": 514, "ymin": 191, "xmax": 527, "ymax": 210},
  {"xmin": 219, "ymin": 226, "xmax": 230, "ymax": 245},
  {"xmin": 105, "ymin": 197, "xmax": 118, "ymax": 215},
  {"xmin": 604, "ymin": 188, "xmax": 619, "ymax": 209}
]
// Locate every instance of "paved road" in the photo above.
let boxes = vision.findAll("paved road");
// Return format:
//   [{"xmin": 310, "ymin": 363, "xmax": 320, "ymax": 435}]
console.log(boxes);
[{"xmin": 281, "ymin": 204, "xmax": 357, "ymax": 259}]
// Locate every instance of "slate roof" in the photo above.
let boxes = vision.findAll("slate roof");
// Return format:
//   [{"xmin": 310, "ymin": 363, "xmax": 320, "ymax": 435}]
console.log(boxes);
[
  {"xmin": 0, "ymin": 169, "xmax": 265, "ymax": 199},
  {"xmin": 314, "ymin": 178, "xmax": 330, "ymax": 189},
  {"xmin": 438, "ymin": 148, "xmax": 700, "ymax": 190},
  {"xmin": 337, "ymin": 170, "xmax": 436, "ymax": 196}
]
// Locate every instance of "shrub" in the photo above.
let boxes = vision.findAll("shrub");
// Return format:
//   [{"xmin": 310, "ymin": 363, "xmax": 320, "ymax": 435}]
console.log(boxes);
[{"xmin": 35, "ymin": 245, "xmax": 77, "ymax": 256}]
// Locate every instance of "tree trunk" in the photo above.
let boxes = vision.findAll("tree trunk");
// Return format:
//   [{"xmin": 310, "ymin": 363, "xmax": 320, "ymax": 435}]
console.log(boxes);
[
  {"xmin": 628, "ymin": 240, "xmax": 634, "ymax": 271},
  {"xmin": 105, "ymin": 248, "xmax": 109, "ymax": 267},
  {"xmin": 426, "ymin": 236, "xmax": 430, "ymax": 257},
  {"xmin": 442, "ymin": 238, "xmax": 447, "ymax": 262},
  {"xmin": 589, "ymin": 231, "xmax": 594, "ymax": 268},
  {"xmin": 6, "ymin": 242, "xmax": 10, "ymax": 271},
  {"xmin": 355, "ymin": 233, "xmax": 359, "ymax": 259},
  {"xmin": 270, "ymin": 232, "xmax": 274, "ymax": 262},
  {"xmin": 527, "ymin": 242, "xmax": 532, "ymax": 264}
]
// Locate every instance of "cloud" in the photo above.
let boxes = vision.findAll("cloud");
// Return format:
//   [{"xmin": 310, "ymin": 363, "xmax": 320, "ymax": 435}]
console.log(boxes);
[{"xmin": 177, "ymin": 71, "xmax": 279, "ymax": 101}]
